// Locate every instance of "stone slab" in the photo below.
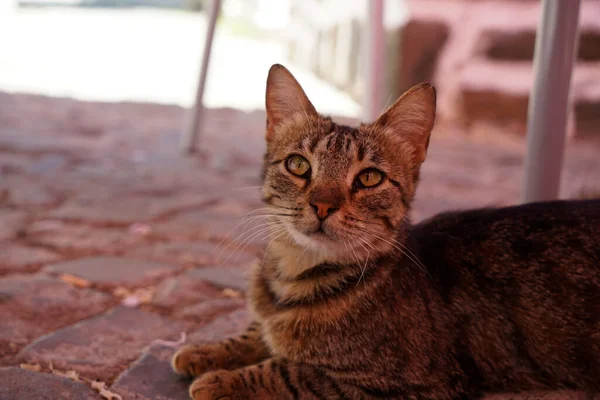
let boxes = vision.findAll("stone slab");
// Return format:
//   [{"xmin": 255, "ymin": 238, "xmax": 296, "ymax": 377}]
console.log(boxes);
[
  {"xmin": 1, "ymin": 244, "xmax": 61, "ymax": 275},
  {"xmin": 151, "ymin": 265, "xmax": 249, "ymax": 311},
  {"xmin": 0, "ymin": 153, "xmax": 35, "ymax": 175},
  {"xmin": 18, "ymin": 306, "xmax": 184, "ymax": 382},
  {"xmin": 26, "ymin": 223, "xmax": 141, "ymax": 254},
  {"xmin": 126, "ymin": 241, "xmax": 220, "ymax": 266},
  {"xmin": 0, "ymin": 367, "xmax": 96, "ymax": 400},
  {"xmin": 152, "ymin": 198, "xmax": 265, "ymax": 244},
  {"xmin": 126, "ymin": 240, "xmax": 258, "ymax": 267},
  {"xmin": 1, "ymin": 176, "xmax": 62, "ymax": 210},
  {"xmin": 111, "ymin": 345, "xmax": 189, "ymax": 400},
  {"xmin": 112, "ymin": 310, "xmax": 250, "ymax": 398},
  {"xmin": 151, "ymin": 274, "xmax": 221, "ymax": 310},
  {"xmin": 49, "ymin": 191, "xmax": 214, "ymax": 224},
  {"xmin": 44, "ymin": 256, "xmax": 179, "ymax": 288},
  {"xmin": 0, "ymin": 209, "xmax": 27, "ymax": 241},
  {"xmin": 0, "ymin": 274, "xmax": 112, "ymax": 357},
  {"xmin": 186, "ymin": 266, "xmax": 249, "ymax": 293}
]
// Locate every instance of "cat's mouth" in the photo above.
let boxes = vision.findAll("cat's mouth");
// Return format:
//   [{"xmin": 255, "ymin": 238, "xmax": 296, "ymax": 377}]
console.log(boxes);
[
  {"xmin": 282, "ymin": 220, "xmax": 341, "ymax": 250},
  {"xmin": 309, "ymin": 230, "xmax": 330, "ymax": 241},
  {"xmin": 306, "ymin": 221, "xmax": 336, "ymax": 238}
]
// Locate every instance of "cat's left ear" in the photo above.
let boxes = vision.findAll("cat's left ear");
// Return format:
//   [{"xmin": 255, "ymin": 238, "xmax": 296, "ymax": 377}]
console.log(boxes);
[{"xmin": 373, "ymin": 83, "xmax": 436, "ymax": 164}]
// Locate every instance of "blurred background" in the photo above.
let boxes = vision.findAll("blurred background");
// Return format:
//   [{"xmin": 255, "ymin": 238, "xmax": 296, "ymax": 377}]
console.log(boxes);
[
  {"xmin": 1, "ymin": 0, "xmax": 600, "ymax": 132},
  {"xmin": 1, "ymin": 1, "xmax": 600, "ymax": 397},
  {"xmin": 0, "ymin": 0, "xmax": 360, "ymax": 115}
]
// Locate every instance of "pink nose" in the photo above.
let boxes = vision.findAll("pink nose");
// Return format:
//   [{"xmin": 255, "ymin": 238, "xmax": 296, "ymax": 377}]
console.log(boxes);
[{"xmin": 310, "ymin": 201, "xmax": 338, "ymax": 220}]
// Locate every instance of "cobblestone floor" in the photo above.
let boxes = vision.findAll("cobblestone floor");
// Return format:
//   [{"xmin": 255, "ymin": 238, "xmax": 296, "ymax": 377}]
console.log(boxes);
[{"xmin": 1, "ymin": 92, "xmax": 599, "ymax": 399}]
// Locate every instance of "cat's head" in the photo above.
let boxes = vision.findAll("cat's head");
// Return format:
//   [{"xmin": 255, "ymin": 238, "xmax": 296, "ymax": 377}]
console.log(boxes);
[{"xmin": 261, "ymin": 64, "xmax": 435, "ymax": 258}]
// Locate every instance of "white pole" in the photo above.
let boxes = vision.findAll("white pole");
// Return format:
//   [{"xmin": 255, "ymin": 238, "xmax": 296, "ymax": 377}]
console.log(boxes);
[
  {"xmin": 522, "ymin": 0, "xmax": 581, "ymax": 203},
  {"xmin": 363, "ymin": 0, "xmax": 385, "ymax": 122},
  {"xmin": 181, "ymin": 0, "xmax": 222, "ymax": 154}
]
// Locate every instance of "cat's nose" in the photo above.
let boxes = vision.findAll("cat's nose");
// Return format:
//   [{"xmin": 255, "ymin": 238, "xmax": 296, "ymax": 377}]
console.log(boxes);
[
  {"xmin": 309, "ymin": 186, "xmax": 343, "ymax": 221},
  {"xmin": 310, "ymin": 201, "xmax": 339, "ymax": 220}
]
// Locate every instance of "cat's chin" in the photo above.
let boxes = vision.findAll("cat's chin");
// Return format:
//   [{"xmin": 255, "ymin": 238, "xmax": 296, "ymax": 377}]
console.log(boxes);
[{"xmin": 285, "ymin": 225, "xmax": 346, "ymax": 255}]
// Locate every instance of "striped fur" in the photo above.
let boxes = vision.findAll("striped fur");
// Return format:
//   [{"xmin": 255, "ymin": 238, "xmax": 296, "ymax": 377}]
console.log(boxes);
[{"xmin": 172, "ymin": 65, "xmax": 600, "ymax": 399}]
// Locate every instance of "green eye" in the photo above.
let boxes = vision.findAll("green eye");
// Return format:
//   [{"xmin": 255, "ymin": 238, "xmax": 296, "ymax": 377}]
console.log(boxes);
[
  {"xmin": 286, "ymin": 155, "xmax": 311, "ymax": 177},
  {"xmin": 357, "ymin": 168, "xmax": 384, "ymax": 188}
]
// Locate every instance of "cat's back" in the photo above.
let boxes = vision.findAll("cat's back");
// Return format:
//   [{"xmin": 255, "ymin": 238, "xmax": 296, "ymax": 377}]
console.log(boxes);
[
  {"xmin": 408, "ymin": 199, "xmax": 600, "ymax": 321},
  {"xmin": 409, "ymin": 199, "xmax": 600, "ymax": 390},
  {"xmin": 411, "ymin": 199, "xmax": 600, "ymax": 271}
]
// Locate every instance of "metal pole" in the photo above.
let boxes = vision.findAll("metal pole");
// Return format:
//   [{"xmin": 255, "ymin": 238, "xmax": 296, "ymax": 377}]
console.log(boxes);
[
  {"xmin": 363, "ymin": 0, "xmax": 385, "ymax": 122},
  {"xmin": 181, "ymin": 0, "xmax": 222, "ymax": 154},
  {"xmin": 522, "ymin": 0, "xmax": 580, "ymax": 203}
]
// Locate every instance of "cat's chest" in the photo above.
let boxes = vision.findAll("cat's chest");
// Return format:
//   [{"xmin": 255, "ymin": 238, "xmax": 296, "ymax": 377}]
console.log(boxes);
[{"xmin": 262, "ymin": 313, "xmax": 344, "ymax": 362}]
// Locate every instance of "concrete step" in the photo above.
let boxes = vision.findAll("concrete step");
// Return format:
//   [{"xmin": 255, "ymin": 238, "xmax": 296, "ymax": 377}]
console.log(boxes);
[
  {"xmin": 474, "ymin": 0, "xmax": 600, "ymax": 61},
  {"xmin": 458, "ymin": 60, "xmax": 600, "ymax": 136}
]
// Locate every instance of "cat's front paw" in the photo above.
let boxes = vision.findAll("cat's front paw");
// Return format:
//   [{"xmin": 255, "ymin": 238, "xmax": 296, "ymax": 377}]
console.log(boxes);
[
  {"xmin": 189, "ymin": 370, "xmax": 239, "ymax": 400},
  {"xmin": 172, "ymin": 344, "xmax": 221, "ymax": 378}
]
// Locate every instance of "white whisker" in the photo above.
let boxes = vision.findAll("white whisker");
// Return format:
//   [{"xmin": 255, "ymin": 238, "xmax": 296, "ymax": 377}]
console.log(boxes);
[
  {"xmin": 260, "ymin": 228, "xmax": 289, "ymax": 270},
  {"xmin": 355, "ymin": 239, "xmax": 370, "ymax": 286},
  {"xmin": 358, "ymin": 227, "xmax": 430, "ymax": 278},
  {"xmin": 220, "ymin": 224, "xmax": 281, "ymax": 266},
  {"xmin": 232, "ymin": 223, "xmax": 287, "ymax": 265}
]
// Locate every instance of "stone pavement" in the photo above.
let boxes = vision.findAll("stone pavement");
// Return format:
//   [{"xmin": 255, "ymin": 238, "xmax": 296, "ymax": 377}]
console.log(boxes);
[{"xmin": 1, "ymin": 92, "xmax": 599, "ymax": 399}]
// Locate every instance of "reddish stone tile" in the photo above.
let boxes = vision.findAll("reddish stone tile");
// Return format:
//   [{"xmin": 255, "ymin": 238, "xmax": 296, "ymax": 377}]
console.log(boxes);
[
  {"xmin": 152, "ymin": 198, "xmax": 265, "ymax": 244},
  {"xmin": 151, "ymin": 265, "xmax": 249, "ymax": 310},
  {"xmin": 27, "ymin": 223, "xmax": 141, "ymax": 254},
  {"xmin": 126, "ymin": 241, "xmax": 219, "ymax": 266},
  {"xmin": 111, "ymin": 309, "xmax": 250, "ymax": 400},
  {"xmin": 1, "ymin": 244, "xmax": 62, "ymax": 275},
  {"xmin": 111, "ymin": 345, "xmax": 189, "ymax": 400},
  {"xmin": 0, "ymin": 209, "xmax": 27, "ymax": 241},
  {"xmin": 1, "ymin": 176, "xmax": 62, "ymax": 210},
  {"xmin": 151, "ymin": 276, "xmax": 221, "ymax": 309},
  {"xmin": 0, "ymin": 153, "xmax": 36, "ymax": 174},
  {"xmin": 127, "ymin": 240, "xmax": 258, "ymax": 267},
  {"xmin": 185, "ymin": 266, "xmax": 250, "ymax": 293},
  {"xmin": 0, "ymin": 367, "xmax": 97, "ymax": 400},
  {"xmin": 49, "ymin": 192, "xmax": 216, "ymax": 224},
  {"xmin": 44, "ymin": 256, "xmax": 180, "ymax": 288},
  {"xmin": 18, "ymin": 306, "xmax": 184, "ymax": 382},
  {"xmin": 0, "ymin": 274, "xmax": 112, "ymax": 356}
]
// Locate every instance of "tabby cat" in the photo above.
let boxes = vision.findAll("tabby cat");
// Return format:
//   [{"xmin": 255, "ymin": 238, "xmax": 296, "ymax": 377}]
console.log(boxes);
[{"xmin": 172, "ymin": 64, "xmax": 600, "ymax": 399}]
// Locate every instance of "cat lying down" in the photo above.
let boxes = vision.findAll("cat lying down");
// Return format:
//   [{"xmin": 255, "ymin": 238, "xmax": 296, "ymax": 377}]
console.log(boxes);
[{"xmin": 172, "ymin": 64, "xmax": 600, "ymax": 400}]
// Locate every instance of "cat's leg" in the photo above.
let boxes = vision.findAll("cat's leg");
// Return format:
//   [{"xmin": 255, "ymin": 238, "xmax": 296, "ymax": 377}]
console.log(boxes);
[
  {"xmin": 188, "ymin": 358, "xmax": 358, "ymax": 400},
  {"xmin": 172, "ymin": 321, "xmax": 270, "ymax": 378},
  {"xmin": 187, "ymin": 357, "xmax": 479, "ymax": 400}
]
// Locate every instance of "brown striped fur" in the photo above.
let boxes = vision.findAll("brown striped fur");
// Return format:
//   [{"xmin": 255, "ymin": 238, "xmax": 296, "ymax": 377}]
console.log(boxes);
[{"xmin": 172, "ymin": 64, "xmax": 600, "ymax": 399}]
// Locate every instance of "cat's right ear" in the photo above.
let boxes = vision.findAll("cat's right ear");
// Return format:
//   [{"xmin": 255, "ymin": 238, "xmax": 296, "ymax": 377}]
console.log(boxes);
[{"xmin": 265, "ymin": 64, "xmax": 317, "ymax": 141}]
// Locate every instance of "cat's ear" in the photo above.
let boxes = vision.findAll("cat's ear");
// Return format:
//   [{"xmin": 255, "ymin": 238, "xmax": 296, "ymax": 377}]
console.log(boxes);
[
  {"xmin": 265, "ymin": 64, "xmax": 317, "ymax": 141},
  {"xmin": 374, "ymin": 83, "xmax": 436, "ymax": 163}
]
